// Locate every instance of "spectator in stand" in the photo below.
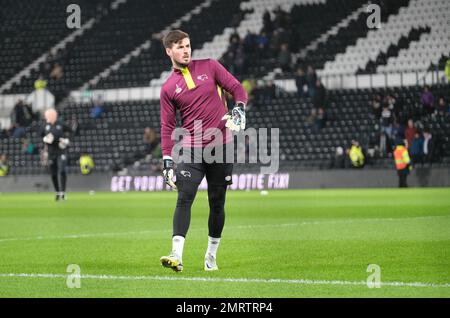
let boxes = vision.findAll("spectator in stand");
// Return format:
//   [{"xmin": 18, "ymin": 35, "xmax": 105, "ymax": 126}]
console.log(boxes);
[
  {"xmin": 313, "ymin": 107, "xmax": 327, "ymax": 133},
  {"xmin": 228, "ymin": 32, "xmax": 241, "ymax": 53},
  {"xmin": 329, "ymin": 146, "xmax": 346, "ymax": 169},
  {"xmin": 49, "ymin": 63, "xmax": 63, "ymax": 81},
  {"xmin": 69, "ymin": 114, "xmax": 80, "ymax": 136},
  {"xmin": 234, "ymin": 45, "xmax": 246, "ymax": 77},
  {"xmin": 385, "ymin": 94, "xmax": 397, "ymax": 111},
  {"xmin": 437, "ymin": 97, "xmax": 448, "ymax": 117},
  {"xmin": 11, "ymin": 99, "xmax": 34, "ymax": 128},
  {"xmin": 404, "ymin": 119, "xmax": 416, "ymax": 148},
  {"xmin": 143, "ymin": 127, "xmax": 159, "ymax": 156},
  {"xmin": 306, "ymin": 66, "xmax": 317, "ymax": 97},
  {"xmin": 90, "ymin": 98, "xmax": 104, "ymax": 119},
  {"xmin": 306, "ymin": 108, "xmax": 317, "ymax": 128},
  {"xmin": 312, "ymin": 79, "xmax": 326, "ymax": 109},
  {"xmin": 391, "ymin": 120, "xmax": 405, "ymax": 144},
  {"xmin": 255, "ymin": 32, "xmax": 269, "ymax": 59},
  {"xmin": 22, "ymin": 138, "xmax": 37, "ymax": 155},
  {"xmin": 277, "ymin": 43, "xmax": 292, "ymax": 72},
  {"xmin": 423, "ymin": 129, "xmax": 436, "ymax": 166},
  {"xmin": 421, "ymin": 86, "xmax": 435, "ymax": 116},
  {"xmin": 261, "ymin": 80, "xmax": 276, "ymax": 100},
  {"xmin": 409, "ymin": 132, "xmax": 424, "ymax": 166},
  {"xmin": 371, "ymin": 94, "xmax": 383, "ymax": 119},
  {"xmin": 380, "ymin": 105, "xmax": 393, "ymax": 139},
  {"xmin": 295, "ymin": 67, "xmax": 308, "ymax": 98},
  {"xmin": 379, "ymin": 132, "xmax": 392, "ymax": 157}
]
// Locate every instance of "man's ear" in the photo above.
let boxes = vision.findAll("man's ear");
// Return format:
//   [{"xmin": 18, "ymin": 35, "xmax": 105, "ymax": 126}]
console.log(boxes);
[{"xmin": 165, "ymin": 47, "xmax": 172, "ymax": 58}]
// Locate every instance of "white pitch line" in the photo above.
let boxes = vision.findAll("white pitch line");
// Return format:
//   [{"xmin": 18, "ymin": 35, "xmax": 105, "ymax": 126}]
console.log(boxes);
[
  {"xmin": 0, "ymin": 215, "xmax": 448, "ymax": 243},
  {"xmin": 0, "ymin": 273, "xmax": 449, "ymax": 289}
]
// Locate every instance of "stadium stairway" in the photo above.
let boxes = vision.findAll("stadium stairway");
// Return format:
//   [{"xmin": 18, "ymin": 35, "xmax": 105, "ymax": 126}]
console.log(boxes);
[
  {"xmin": 94, "ymin": 0, "xmax": 250, "ymax": 90},
  {"xmin": 357, "ymin": 26, "xmax": 432, "ymax": 74},
  {"xmin": 0, "ymin": 0, "xmax": 114, "ymax": 91},
  {"xmin": 376, "ymin": 0, "xmax": 450, "ymax": 73},
  {"xmin": 228, "ymin": 0, "xmax": 368, "ymax": 80},
  {"xmin": 5, "ymin": 0, "xmax": 204, "ymax": 97},
  {"xmin": 321, "ymin": 0, "xmax": 449, "ymax": 75}
]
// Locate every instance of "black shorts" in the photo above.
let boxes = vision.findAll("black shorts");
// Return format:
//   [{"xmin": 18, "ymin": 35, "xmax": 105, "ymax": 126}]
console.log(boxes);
[{"xmin": 175, "ymin": 146, "xmax": 233, "ymax": 187}]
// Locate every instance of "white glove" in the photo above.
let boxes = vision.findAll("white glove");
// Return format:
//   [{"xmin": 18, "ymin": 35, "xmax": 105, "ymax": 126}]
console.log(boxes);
[
  {"xmin": 59, "ymin": 138, "xmax": 70, "ymax": 149},
  {"xmin": 222, "ymin": 103, "xmax": 246, "ymax": 132},
  {"xmin": 163, "ymin": 158, "xmax": 177, "ymax": 189},
  {"xmin": 43, "ymin": 133, "xmax": 54, "ymax": 144}
]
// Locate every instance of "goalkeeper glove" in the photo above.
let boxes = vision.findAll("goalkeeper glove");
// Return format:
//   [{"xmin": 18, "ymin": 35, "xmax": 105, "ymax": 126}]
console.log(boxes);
[
  {"xmin": 162, "ymin": 158, "xmax": 177, "ymax": 189},
  {"xmin": 58, "ymin": 138, "xmax": 70, "ymax": 149},
  {"xmin": 43, "ymin": 133, "xmax": 54, "ymax": 144},
  {"xmin": 222, "ymin": 102, "xmax": 246, "ymax": 132}
]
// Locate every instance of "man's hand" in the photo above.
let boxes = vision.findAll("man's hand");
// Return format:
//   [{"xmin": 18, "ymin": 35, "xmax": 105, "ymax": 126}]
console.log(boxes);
[
  {"xmin": 43, "ymin": 133, "xmax": 54, "ymax": 144},
  {"xmin": 163, "ymin": 158, "xmax": 177, "ymax": 189},
  {"xmin": 222, "ymin": 102, "xmax": 246, "ymax": 132},
  {"xmin": 59, "ymin": 138, "xmax": 70, "ymax": 149}
]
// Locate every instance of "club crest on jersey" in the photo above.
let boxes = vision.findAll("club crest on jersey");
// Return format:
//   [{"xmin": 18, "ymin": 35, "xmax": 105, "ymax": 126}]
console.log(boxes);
[
  {"xmin": 180, "ymin": 170, "xmax": 191, "ymax": 178},
  {"xmin": 175, "ymin": 84, "xmax": 183, "ymax": 94},
  {"xmin": 197, "ymin": 74, "xmax": 208, "ymax": 81}
]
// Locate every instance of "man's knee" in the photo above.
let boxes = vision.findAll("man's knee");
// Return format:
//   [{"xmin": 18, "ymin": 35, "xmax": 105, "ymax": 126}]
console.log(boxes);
[
  {"xmin": 208, "ymin": 185, "xmax": 227, "ymax": 214},
  {"xmin": 176, "ymin": 181, "xmax": 199, "ymax": 208}
]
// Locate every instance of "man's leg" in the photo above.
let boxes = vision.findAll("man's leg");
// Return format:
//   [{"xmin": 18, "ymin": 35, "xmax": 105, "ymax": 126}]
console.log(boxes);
[
  {"xmin": 399, "ymin": 169, "xmax": 407, "ymax": 188},
  {"xmin": 49, "ymin": 159, "xmax": 60, "ymax": 200},
  {"xmin": 207, "ymin": 184, "xmax": 227, "ymax": 238},
  {"xmin": 204, "ymin": 161, "xmax": 233, "ymax": 271},
  {"xmin": 58, "ymin": 154, "xmax": 68, "ymax": 200},
  {"xmin": 161, "ymin": 160, "xmax": 204, "ymax": 272}
]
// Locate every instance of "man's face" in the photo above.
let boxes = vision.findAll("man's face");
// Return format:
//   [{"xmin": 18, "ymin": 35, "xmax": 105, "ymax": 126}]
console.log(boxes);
[{"xmin": 166, "ymin": 37, "xmax": 191, "ymax": 67}]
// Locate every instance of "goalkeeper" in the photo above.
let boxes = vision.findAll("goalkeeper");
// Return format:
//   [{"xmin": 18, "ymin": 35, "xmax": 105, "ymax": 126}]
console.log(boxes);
[
  {"xmin": 40, "ymin": 108, "xmax": 73, "ymax": 201},
  {"xmin": 159, "ymin": 30, "xmax": 248, "ymax": 272}
]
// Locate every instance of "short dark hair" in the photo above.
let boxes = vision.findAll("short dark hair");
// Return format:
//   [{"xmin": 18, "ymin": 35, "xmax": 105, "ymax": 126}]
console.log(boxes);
[{"xmin": 162, "ymin": 30, "xmax": 189, "ymax": 49}]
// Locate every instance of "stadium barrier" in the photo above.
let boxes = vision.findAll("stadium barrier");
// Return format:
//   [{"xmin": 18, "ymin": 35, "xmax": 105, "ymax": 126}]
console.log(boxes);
[{"xmin": 1, "ymin": 168, "xmax": 449, "ymax": 192}]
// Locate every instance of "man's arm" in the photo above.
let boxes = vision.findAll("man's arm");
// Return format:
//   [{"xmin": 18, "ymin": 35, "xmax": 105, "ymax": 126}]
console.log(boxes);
[
  {"xmin": 209, "ymin": 59, "xmax": 248, "ymax": 105},
  {"xmin": 210, "ymin": 59, "xmax": 248, "ymax": 132},
  {"xmin": 160, "ymin": 88, "xmax": 177, "ymax": 159},
  {"xmin": 160, "ymin": 87, "xmax": 177, "ymax": 189}
]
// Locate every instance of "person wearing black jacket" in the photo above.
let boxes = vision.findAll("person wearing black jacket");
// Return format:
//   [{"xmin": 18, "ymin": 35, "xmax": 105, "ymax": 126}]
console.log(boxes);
[{"xmin": 40, "ymin": 109, "xmax": 73, "ymax": 201}]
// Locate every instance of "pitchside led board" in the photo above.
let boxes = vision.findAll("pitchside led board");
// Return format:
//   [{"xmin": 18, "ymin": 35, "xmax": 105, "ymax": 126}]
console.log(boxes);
[{"xmin": 110, "ymin": 173, "xmax": 290, "ymax": 192}]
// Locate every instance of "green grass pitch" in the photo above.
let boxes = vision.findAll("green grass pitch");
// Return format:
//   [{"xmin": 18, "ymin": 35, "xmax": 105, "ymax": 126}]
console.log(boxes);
[{"xmin": 0, "ymin": 188, "xmax": 449, "ymax": 297}]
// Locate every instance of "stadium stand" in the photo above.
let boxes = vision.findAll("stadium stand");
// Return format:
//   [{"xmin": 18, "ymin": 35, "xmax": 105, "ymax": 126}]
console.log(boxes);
[
  {"xmin": 0, "ymin": 0, "xmax": 113, "ymax": 89},
  {"xmin": 0, "ymin": 0, "xmax": 449, "ymax": 176},
  {"xmin": 94, "ymin": 0, "xmax": 251, "ymax": 89},
  {"xmin": 5, "ymin": 0, "xmax": 204, "ymax": 95}
]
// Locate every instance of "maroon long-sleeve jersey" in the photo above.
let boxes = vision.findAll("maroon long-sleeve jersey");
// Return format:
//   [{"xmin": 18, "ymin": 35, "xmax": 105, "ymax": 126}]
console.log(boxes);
[{"xmin": 160, "ymin": 59, "xmax": 248, "ymax": 158}]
